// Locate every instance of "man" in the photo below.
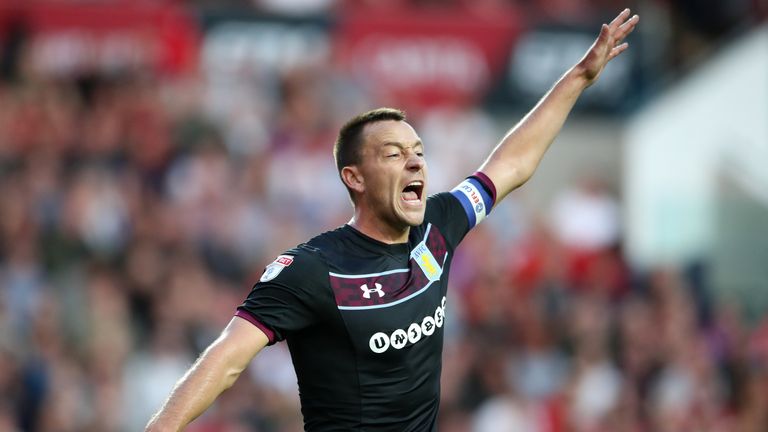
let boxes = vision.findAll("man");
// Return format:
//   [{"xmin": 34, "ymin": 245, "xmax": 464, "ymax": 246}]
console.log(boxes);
[{"xmin": 147, "ymin": 9, "xmax": 638, "ymax": 431}]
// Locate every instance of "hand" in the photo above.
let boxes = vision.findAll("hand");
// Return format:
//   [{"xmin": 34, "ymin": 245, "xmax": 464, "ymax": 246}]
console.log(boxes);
[{"xmin": 577, "ymin": 9, "xmax": 639, "ymax": 86}]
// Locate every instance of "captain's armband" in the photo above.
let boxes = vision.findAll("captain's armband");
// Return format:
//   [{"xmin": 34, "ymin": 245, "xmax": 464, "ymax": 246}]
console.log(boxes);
[{"xmin": 449, "ymin": 173, "xmax": 495, "ymax": 229}]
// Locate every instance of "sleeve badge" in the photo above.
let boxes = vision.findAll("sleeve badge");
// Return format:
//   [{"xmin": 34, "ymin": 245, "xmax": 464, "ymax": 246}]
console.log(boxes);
[{"xmin": 259, "ymin": 255, "xmax": 294, "ymax": 282}]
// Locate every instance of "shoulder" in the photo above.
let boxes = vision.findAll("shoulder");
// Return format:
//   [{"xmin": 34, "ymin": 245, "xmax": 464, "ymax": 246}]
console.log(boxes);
[
  {"xmin": 425, "ymin": 192, "xmax": 463, "ymax": 220},
  {"xmin": 258, "ymin": 242, "xmax": 327, "ymax": 285},
  {"xmin": 305, "ymin": 226, "xmax": 347, "ymax": 251},
  {"xmin": 260, "ymin": 226, "xmax": 357, "ymax": 281}
]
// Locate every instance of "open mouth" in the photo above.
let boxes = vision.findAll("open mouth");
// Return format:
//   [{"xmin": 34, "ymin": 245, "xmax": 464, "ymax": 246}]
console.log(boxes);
[{"xmin": 401, "ymin": 180, "xmax": 424, "ymax": 203}]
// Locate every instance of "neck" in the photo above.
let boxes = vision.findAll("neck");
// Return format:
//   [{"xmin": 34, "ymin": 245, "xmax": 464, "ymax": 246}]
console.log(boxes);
[{"xmin": 349, "ymin": 210, "xmax": 410, "ymax": 244}]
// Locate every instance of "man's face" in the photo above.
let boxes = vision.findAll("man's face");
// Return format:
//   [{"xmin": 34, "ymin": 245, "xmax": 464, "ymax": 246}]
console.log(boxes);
[{"xmin": 355, "ymin": 120, "xmax": 428, "ymax": 229}]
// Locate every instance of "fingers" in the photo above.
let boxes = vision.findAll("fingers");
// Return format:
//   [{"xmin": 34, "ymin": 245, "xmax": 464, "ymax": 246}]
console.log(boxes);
[
  {"xmin": 608, "ymin": 42, "xmax": 629, "ymax": 60},
  {"xmin": 586, "ymin": 9, "xmax": 637, "ymax": 76},
  {"xmin": 598, "ymin": 23, "xmax": 609, "ymax": 42},
  {"xmin": 608, "ymin": 8, "xmax": 632, "ymax": 32},
  {"xmin": 603, "ymin": 10, "xmax": 638, "ymax": 52},
  {"xmin": 615, "ymin": 14, "xmax": 640, "ymax": 44}
]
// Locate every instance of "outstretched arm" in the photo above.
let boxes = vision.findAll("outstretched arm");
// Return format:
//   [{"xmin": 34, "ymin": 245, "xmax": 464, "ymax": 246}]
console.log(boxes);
[
  {"xmin": 479, "ymin": 9, "xmax": 639, "ymax": 202},
  {"xmin": 145, "ymin": 317, "xmax": 269, "ymax": 431}
]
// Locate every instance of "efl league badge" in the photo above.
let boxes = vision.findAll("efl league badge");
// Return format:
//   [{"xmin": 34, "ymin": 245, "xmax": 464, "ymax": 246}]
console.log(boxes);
[{"xmin": 260, "ymin": 255, "xmax": 294, "ymax": 282}]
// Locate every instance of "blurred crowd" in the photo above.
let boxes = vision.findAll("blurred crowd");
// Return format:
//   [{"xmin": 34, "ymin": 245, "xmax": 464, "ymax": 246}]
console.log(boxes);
[{"xmin": 1, "ymin": 1, "xmax": 767, "ymax": 432}]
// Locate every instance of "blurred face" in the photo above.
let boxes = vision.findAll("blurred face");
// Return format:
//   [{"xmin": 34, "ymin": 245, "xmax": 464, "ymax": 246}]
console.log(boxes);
[{"xmin": 353, "ymin": 120, "xmax": 428, "ymax": 230}]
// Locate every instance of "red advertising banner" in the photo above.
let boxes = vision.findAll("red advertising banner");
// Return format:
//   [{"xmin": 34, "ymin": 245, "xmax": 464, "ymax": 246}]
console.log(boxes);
[
  {"xmin": 334, "ymin": 9, "xmax": 522, "ymax": 110},
  {"xmin": 0, "ymin": 2, "xmax": 200, "ymax": 76}
]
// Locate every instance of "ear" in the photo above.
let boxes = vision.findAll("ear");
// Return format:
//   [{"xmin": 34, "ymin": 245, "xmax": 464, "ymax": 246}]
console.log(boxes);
[{"xmin": 341, "ymin": 166, "xmax": 365, "ymax": 195}]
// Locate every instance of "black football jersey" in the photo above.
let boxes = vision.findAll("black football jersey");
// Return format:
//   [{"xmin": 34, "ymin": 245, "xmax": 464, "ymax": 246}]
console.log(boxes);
[{"xmin": 237, "ymin": 175, "xmax": 495, "ymax": 431}]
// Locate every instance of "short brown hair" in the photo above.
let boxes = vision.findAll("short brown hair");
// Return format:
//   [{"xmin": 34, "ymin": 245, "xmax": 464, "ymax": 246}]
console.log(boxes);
[{"xmin": 333, "ymin": 108, "xmax": 406, "ymax": 197}]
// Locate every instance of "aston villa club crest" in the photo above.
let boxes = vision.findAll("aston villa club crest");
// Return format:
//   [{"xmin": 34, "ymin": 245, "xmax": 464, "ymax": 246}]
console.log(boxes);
[{"xmin": 410, "ymin": 243, "xmax": 442, "ymax": 282}]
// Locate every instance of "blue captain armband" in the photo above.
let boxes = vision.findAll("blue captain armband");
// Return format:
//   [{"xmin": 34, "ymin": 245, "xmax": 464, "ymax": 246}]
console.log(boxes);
[{"xmin": 450, "ymin": 174, "xmax": 495, "ymax": 229}]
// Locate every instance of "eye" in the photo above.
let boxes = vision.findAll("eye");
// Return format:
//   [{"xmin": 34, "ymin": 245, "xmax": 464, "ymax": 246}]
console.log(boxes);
[
  {"xmin": 416, "ymin": 152, "xmax": 424, "ymax": 157},
  {"xmin": 387, "ymin": 153, "xmax": 400, "ymax": 159}
]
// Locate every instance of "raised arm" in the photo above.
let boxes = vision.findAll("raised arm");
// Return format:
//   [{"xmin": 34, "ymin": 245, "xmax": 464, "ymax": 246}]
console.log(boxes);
[
  {"xmin": 479, "ymin": 9, "xmax": 639, "ymax": 202},
  {"xmin": 145, "ymin": 316, "xmax": 269, "ymax": 431}
]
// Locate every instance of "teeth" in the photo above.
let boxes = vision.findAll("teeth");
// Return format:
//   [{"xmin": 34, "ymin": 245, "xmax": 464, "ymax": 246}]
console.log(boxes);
[{"xmin": 408, "ymin": 181, "xmax": 423, "ymax": 187}]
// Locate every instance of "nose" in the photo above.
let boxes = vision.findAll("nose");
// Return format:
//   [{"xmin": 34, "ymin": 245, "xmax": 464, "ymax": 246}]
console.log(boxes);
[{"xmin": 405, "ymin": 151, "xmax": 424, "ymax": 172}]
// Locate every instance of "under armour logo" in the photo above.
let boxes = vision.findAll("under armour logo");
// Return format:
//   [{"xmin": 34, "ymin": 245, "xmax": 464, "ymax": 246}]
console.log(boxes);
[{"xmin": 360, "ymin": 283, "xmax": 385, "ymax": 299}]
